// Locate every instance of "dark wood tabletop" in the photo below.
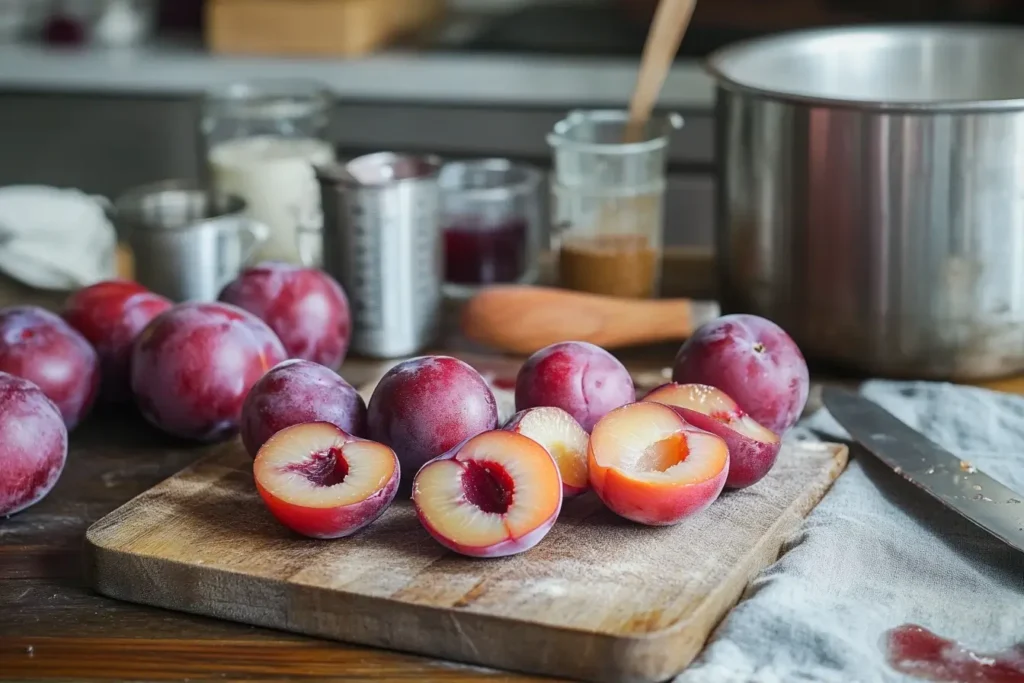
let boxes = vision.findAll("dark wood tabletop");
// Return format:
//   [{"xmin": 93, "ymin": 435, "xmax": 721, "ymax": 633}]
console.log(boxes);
[
  {"xmin": 3, "ymin": 249, "xmax": 1020, "ymax": 682},
  {"xmin": 0, "ymin": 273, "xmax": 562, "ymax": 683},
  {"xmin": 0, "ymin": 400, "xmax": 561, "ymax": 683}
]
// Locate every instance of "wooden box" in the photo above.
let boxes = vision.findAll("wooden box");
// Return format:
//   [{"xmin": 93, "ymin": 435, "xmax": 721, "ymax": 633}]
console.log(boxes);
[{"xmin": 206, "ymin": 0, "xmax": 446, "ymax": 57}]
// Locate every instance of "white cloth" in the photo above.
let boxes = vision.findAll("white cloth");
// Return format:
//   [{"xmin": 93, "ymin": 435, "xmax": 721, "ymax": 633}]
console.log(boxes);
[
  {"xmin": 678, "ymin": 380, "xmax": 1024, "ymax": 683},
  {"xmin": 0, "ymin": 185, "xmax": 117, "ymax": 291}
]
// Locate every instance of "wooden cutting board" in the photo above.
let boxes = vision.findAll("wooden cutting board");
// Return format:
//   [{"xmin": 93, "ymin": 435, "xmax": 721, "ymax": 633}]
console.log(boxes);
[{"xmin": 85, "ymin": 374, "xmax": 849, "ymax": 683}]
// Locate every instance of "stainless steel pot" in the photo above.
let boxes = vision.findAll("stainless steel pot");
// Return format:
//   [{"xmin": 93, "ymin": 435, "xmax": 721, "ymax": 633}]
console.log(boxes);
[{"xmin": 707, "ymin": 25, "xmax": 1024, "ymax": 380}]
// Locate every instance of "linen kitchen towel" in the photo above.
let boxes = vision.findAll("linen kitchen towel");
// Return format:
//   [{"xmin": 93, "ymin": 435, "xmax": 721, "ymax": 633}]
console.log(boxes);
[
  {"xmin": 0, "ymin": 185, "xmax": 117, "ymax": 291},
  {"xmin": 678, "ymin": 380, "xmax": 1024, "ymax": 683}
]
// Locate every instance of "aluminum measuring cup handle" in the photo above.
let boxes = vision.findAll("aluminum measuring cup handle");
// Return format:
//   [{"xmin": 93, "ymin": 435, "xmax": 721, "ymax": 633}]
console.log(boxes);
[
  {"xmin": 295, "ymin": 224, "xmax": 323, "ymax": 268},
  {"xmin": 216, "ymin": 218, "xmax": 270, "ymax": 287},
  {"xmin": 238, "ymin": 218, "xmax": 270, "ymax": 263}
]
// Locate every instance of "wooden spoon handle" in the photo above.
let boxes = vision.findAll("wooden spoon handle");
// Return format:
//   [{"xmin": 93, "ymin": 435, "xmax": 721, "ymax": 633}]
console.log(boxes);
[
  {"xmin": 624, "ymin": 0, "xmax": 698, "ymax": 142},
  {"xmin": 461, "ymin": 286, "xmax": 720, "ymax": 355}
]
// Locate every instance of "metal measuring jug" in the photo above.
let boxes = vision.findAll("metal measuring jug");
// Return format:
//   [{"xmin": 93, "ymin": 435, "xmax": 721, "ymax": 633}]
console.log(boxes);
[
  {"xmin": 114, "ymin": 180, "xmax": 269, "ymax": 302},
  {"xmin": 314, "ymin": 153, "xmax": 443, "ymax": 359}
]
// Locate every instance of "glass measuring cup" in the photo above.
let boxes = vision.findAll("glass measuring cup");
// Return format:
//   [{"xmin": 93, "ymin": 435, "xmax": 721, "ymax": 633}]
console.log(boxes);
[
  {"xmin": 547, "ymin": 110, "xmax": 683, "ymax": 298},
  {"xmin": 438, "ymin": 158, "xmax": 543, "ymax": 298},
  {"xmin": 201, "ymin": 79, "xmax": 334, "ymax": 265}
]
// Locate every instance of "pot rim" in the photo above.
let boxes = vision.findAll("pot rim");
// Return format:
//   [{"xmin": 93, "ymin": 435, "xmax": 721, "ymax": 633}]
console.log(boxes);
[{"xmin": 705, "ymin": 23, "xmax": 1024, "ymax": 114}]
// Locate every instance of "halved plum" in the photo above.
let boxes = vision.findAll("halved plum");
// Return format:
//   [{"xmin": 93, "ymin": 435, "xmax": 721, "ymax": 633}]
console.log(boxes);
[
  {"xmin": 643, "ymin": 383, "xmax": 781, "ymax": 489},
  {"xmin": 588, "ymin": 402, "xmax": 728, "ymax": 525},
  {"xmin": 413, "ymin": 430, "xmax": 562, "ymax": 558},
  {"xmin": 254, "ymin": 422, "xmax": 399, "ymax": 539},
  {"xmin": 504, "ymin": 406, "xmax": 589, "ymax": 497}
]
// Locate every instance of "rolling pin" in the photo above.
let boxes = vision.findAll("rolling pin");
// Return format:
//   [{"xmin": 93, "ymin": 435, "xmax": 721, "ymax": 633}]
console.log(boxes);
[{"xmin": 460, "ymin": 286, "xmax": 721, "ymax": 355}]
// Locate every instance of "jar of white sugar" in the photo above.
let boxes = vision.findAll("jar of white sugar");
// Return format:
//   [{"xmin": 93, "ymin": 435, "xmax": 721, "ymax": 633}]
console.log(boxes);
[{"xmin": 201, "ymin": 79, "xmax": 335, "ymax": 265}]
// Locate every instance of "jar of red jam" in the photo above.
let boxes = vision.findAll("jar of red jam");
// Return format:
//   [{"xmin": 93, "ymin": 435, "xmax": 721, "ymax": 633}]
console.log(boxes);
[{"xmin": 438, "ymin": 159, "xmax": 543, "ymax": 297}]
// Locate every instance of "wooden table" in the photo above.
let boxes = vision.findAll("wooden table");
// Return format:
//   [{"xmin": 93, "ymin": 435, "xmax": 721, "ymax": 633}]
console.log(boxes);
[
  {"xmin": 1, "ymin": 384, "xmax": 571, "ymax": 683},
  {"xmin": 1, "ymin": 254, "xmax": 1021, "ymax": 682}
]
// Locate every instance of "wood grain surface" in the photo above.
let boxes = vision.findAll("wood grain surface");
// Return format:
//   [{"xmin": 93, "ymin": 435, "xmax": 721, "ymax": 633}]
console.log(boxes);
[{"xmin": 83, "ymin": 425, "xmax": 847, "ymax": 682}]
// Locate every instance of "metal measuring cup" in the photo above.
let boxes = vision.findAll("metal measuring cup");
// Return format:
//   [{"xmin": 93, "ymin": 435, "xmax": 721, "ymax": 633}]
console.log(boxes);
[
  {"xmin": 114, "ymin": 180, "xmax": 269, "ymax": 302},
  {"xmin": 311, "ymin": 152, "xmax": 443, "ymax": 359}
]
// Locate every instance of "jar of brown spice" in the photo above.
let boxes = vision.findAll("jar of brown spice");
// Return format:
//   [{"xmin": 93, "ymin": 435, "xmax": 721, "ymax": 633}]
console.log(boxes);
[{"xmin": 547, "ymin": 109, "xmax": 683, "ymax": 298}]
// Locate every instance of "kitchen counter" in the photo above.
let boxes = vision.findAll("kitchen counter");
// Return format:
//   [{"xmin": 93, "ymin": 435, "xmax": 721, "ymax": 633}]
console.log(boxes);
[{"xmin": 0, "ymin": 39, "xmax": 716, "ymax": 107}]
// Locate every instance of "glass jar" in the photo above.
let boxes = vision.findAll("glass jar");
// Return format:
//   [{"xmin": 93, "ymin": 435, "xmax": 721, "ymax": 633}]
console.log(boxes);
[
  {"xmin": 438, "ymin": 159, "xmax": 543, "ymax": 297},
  {"xmin": 547, "ymin": 109, "xmax": 683, "ymax": 299},
  {"xmin": 201, "ymin": 79, "xmax": 334, "ymax": 265},
  {"xmin": 90, "ymin": 0, "xmax": 157, "ymax": 47}
]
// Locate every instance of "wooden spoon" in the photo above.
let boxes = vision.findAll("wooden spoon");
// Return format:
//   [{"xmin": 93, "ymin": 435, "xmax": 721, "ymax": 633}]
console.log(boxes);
[
  {"xmin": 584, "ymin": 0, "xmax": 698, "ymax": 279},
  {"xmin": 623, "ymin": 0, "xmax": 698, "ymax": 142},
  {"xmin": 461, "ymin": 286, "xmax": 720, "ymax": 355}
]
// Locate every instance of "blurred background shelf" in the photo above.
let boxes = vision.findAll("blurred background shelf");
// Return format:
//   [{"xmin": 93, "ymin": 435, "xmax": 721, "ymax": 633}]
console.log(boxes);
[
  {"xmin": 1, "ymin": 0, "xmax": 1022, "ymax": 254},
  {"xmin": 0, "ymin": 38, "xmax": 716, "ymax": 105}
]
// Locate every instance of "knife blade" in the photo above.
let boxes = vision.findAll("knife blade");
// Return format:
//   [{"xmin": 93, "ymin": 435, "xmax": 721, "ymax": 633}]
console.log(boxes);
[{"xmin": 822, "ymin": 386, "xmax": 1024, "ymax": 554}]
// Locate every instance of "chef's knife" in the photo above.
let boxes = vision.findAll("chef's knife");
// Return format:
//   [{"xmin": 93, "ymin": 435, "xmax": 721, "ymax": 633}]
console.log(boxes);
[{"xmin": 823, "ymin": 386, "xmax": 1024, "ymax": 554}]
